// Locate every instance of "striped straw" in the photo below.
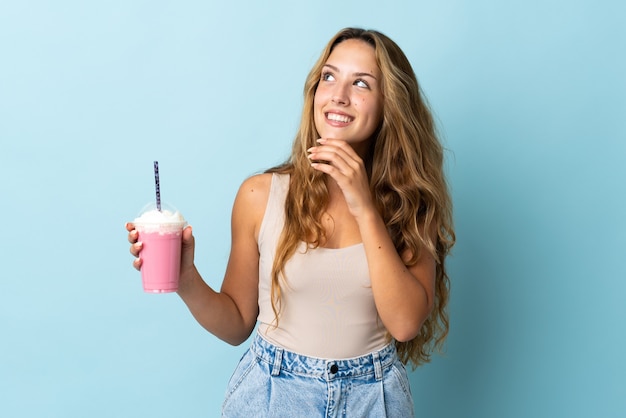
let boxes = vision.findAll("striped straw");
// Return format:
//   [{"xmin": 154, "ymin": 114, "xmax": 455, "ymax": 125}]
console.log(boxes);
[{"xmin": 154, "ymin": 161, "xmax": 161, "ymax": 211}]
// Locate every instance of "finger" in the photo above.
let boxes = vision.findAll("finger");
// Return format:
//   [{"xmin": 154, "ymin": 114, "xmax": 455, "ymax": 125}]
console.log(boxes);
[
  {"xmin": 181, "ymin": 226, "xmax": 195, "ymax": 268},
  {"xmin": 317, "ymin": 138, "xmax": 360, "ymax": 158},
  {"xmin": 182, "ymin": 225, "xmax": 194, "ymax": 243},
  {"xmin": 308, "ymin": 146, "xmax": 352, "ymax": 170},
  {"xmin": 309, "ymin": 149, "xmax": 358, "ymax": 180},
  {"xmin": 125, "ymin": 222, "xmax": 135, "ymax": 232},
  {"xmin": 130, "ymin": 241, "xmax": 142, "ymax": 257},
  {"xmin": 310, "ymin": 160, "xmax": 336, "ymax": 176},
  {"xmin": 127, "ymin": 228, "xmax": 139, "ymax": 244},
  {"xmin": 128, "ymin": 229, "xmax": 138, "ymax": 243},
  {"xmin": 133, "ymin": 257, "xmax": 142, "ymax": 271},
  {"xmin": 311, "ymin": 140, "xmax": 362, "ymax": 169},
  {"xmin": 181, "ymin": 226, "xmax": 195, "ymax": 253}
]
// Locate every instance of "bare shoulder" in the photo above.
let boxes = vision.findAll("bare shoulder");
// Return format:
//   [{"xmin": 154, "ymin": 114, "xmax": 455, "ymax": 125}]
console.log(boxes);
[
  {"xmin": 236, "ymin": 172, "xmax": 272, "ymax": 207},
  {"xmin": 232, "ymin": 173, "xmax": 273, "ymax": 236}
]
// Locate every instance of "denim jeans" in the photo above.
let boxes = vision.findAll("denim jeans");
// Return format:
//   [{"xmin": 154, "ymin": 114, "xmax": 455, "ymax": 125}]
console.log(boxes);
[{"xmin": 222, "ymin": 333, "xmax": 414, "ymax": 417}]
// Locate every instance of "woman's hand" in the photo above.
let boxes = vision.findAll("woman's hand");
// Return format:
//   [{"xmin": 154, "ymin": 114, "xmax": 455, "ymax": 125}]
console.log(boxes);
[
  {"xmin": 126, "ymin": 223, "xmax": 143, "ymax": 271},
  {"xmin": 125, "ymin": 222, "xmax": 196, "ymax": 275},
  {"xmin": 307, "ymin": 138, "xmax": 375, "ymax": 218},
  {"xmin": 179, "ymin": 225, "xmax": 196, "ymax": 274},
  {"xmin": 309, "ymin": 139, "xmax": 434, "ymax": 341}
]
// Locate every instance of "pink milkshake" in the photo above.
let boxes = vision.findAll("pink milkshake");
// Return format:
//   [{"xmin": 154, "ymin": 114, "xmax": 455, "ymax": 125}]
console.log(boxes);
[{"xmin": 134, "ymin": 205, "xmax": 187, "ymax": 293}]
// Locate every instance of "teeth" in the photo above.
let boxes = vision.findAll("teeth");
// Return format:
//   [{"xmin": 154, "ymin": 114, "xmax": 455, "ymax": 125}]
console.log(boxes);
[{"xmin": 327, "ymin": 113, "xmax": 351, "ymax": 123}]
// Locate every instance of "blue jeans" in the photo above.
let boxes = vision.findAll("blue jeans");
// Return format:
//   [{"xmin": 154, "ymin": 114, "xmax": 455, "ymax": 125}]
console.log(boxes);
[{"xmin": 222, "ymin": 332, "xmax": 414, "ymax": 417}]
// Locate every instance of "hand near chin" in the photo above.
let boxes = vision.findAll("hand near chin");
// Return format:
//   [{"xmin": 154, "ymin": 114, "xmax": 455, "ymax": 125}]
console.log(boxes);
[{"xmin": 307, "ymin": 138, "xmax": 375, "ymax": 218}]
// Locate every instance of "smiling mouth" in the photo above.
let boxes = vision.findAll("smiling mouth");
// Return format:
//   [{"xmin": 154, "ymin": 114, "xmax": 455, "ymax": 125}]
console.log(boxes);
[{"xmin": 326, "ymin": 112, "xmax": 353, "ymax": 123}]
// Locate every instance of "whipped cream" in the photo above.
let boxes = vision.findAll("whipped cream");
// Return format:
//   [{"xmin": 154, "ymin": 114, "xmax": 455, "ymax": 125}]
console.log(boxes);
[{"xmin": 134, "ymin": 209, "xmax": 186, "ymax": 233}]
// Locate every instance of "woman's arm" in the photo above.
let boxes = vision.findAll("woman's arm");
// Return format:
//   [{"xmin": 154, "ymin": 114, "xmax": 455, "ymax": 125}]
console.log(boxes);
[
  {"xmin": 127, "ymin": 173, "xmax": 271, "ymax": 345},
  {"xmin": 353, "ymin": 210, "xmax": 435, "ymax": 342},
  {"xmin": 309, "ymin": 138, "xmax": 435, "ymax": 341}
]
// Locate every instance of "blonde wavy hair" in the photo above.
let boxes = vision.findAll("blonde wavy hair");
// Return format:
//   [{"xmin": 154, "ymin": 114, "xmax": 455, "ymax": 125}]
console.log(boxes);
[{"xmin": 266, "ymin": 27, "xmax": 455, "ymax": 367}]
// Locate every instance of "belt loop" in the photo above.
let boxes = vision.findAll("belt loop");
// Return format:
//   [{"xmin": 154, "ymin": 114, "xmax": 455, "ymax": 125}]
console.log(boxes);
[
  {"xmin": 373, "ymin": 351, "xmax": 383, "ymax": 381},
  {"xmin": 271, "ymin": 347, "xmax": 283, "ymax": 376}
]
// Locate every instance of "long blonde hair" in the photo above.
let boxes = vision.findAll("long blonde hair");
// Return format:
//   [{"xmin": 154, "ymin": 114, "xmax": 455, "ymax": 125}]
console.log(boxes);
[{"xmin": 267, "ymin": 28, "xmax": 455, "ymax": 367}]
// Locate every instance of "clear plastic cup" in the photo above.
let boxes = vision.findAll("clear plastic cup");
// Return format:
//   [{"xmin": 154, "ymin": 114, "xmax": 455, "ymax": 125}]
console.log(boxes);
[{"xmin": 133, "ymin": 202, "xmax": 187, "ymax": 293}]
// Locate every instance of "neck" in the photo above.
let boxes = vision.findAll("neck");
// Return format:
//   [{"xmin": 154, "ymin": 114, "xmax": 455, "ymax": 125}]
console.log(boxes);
[{"xmin": 352, "ymin": 139, "xmax": 372, "ymax": 160}]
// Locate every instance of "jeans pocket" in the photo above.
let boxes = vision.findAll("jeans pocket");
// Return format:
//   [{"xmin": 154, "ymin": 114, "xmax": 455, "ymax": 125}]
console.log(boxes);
[
  {"xmin": 223, "ymin": 349, "xmax": 257, "ymax": 403},
  {"xmin": 389, "ymin": 361, "xmax": 413, "ymax": 400}
]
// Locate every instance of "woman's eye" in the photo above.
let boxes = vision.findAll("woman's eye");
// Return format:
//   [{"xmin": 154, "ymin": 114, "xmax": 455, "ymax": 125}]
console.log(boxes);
[
  {"xmin": 355, "ymin": 79, "xmax": 369, "ymax": 88},
  {"xmin": 322, "ymin": 72, "xmax": 335, "ymax": 82}
]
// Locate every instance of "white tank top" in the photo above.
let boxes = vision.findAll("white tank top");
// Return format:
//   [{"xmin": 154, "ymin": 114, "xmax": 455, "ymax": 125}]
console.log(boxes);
[{"xmin": 257, "ymin": 173, "xmax": 388, "ymax": 359}]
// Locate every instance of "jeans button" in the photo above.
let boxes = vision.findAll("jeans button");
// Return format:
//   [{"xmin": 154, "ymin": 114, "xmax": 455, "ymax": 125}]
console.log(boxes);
[{"xmin": 330, "ymin": 364, "xmax": 338, "ymax": 374}]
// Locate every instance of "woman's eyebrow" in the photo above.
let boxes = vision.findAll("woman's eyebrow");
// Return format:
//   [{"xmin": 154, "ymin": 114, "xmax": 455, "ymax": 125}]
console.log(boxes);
[{"xmin": 323, "ymin": 64, "xmax": 378, "ymax": 80}]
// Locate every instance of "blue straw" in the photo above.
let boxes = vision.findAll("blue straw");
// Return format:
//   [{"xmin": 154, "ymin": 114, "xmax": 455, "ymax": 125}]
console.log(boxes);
[{"xmin": 154, "ymin": 161, "xmax": 161, "ymax": 211}]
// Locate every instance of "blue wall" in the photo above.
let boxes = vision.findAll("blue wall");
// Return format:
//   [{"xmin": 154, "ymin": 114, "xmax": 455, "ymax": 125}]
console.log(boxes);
[{"xmin": 1, "ymin": 1, "xmax": 624, "ymax": 417}]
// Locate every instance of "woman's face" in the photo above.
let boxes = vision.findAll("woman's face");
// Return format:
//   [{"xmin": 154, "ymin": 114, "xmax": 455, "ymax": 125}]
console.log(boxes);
[{"xmin": 313, "ymin": 39, "xmax": 384, "ymax": 155}]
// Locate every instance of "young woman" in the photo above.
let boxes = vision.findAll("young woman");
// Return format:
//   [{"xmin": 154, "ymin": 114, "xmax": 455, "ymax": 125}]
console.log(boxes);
[{"xmin": 127, "ymin": 27, "xmax": 455, "ymax": 417}]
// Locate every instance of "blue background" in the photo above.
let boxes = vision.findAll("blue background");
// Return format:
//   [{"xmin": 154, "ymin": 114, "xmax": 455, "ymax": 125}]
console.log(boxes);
[{"xmin": 1, "ymin": 1, "xmax": 624, "ymax": 417}]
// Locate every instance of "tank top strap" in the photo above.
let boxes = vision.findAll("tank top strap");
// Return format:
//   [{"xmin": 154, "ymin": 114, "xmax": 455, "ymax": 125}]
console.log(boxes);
[{"xmin": 257, "ymin": 172, "xmax": 289, "ymax": 264}]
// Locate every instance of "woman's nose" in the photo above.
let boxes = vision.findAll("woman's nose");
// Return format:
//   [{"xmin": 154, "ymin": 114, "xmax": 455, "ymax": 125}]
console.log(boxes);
[{"xmin": 331, "ymin": 83, "xmax": 349, "ymax": 105}]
